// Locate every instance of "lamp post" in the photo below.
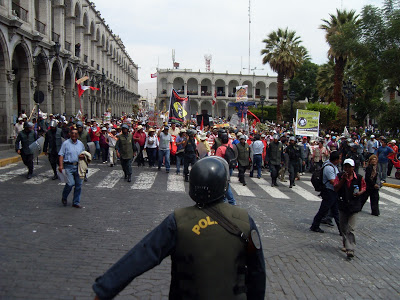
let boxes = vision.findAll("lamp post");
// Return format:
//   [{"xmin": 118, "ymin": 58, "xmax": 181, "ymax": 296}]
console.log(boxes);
[
  {"xmin": 260, "ymin": 95, "xmax": 266, "ymax": 123},
  {"xmin": 289, "ymin": 90, "xmax": 296, "ymax": 123},
  {"xmin": 342, "ymin": 79, "xmax": 356, "ymax": 129}
]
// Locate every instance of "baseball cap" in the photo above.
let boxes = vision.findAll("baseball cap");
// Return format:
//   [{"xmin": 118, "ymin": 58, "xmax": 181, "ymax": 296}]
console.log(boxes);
[
  {"xmin": 343, "ymin": 158, "xmax": 355, "ymax": 167},
  {"xmin": 371, "ymin": 135, "xmax": 375, "ymax": 138}
]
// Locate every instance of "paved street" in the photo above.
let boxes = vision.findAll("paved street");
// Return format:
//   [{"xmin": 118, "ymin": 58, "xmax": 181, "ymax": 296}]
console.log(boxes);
[{"xmin": 1, "ymin": 157, "xmax": 400, "ymax": 299}]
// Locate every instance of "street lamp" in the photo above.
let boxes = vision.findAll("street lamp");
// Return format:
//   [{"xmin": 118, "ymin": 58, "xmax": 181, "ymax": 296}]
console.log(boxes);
[
  {"xmin": 289, "ymin": 90, "xmax": 296, "ymax": 123},
  {"xmin": 260, "ymin": 95, "xmax": 266, "ymax": 123},
  {"xmin": 342, "ymin": 79, "xmax": 356, "ymax": 129}
]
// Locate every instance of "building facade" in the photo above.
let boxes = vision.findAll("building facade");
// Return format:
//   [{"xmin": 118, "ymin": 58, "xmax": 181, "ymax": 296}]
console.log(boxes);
[
  {"xmin": 156, "ymin": 69, "xmax": 285, "ymax": 118},
  {"xmin": 0, "ymin": 0, "xmax": 139, "ymax": 142}
]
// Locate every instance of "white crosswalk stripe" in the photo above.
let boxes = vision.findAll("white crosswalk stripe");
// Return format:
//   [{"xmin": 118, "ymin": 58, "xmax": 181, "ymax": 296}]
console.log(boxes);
[
  {"xmin": 0, "ymin": 167, "xmax": 34, "ymax": 183},
  {"xmin": 379, "ymin": 191, "xmax": 400, "ymax": 205},
  {"xmin": 131, "ymin": 171, "xmax": 157, "ymax": 190},
  {"xmin": 59, "ymin": 168, "xmax": 100, "ymax": 186},
  {"xmin": 167, "ymin": 174, "xmax": 185, "ymax": 192},
  {"xmin": 96, "ymin": 170, "xmax": 124, "ymax": 188},
  {"xmin": 24, "ymin": 170, "xmax": 54, "ymax": 184},
  {"xmin": 0, "ymin": 163, "xmax": 18, "ymax": 170},
  {"xmin": 230, "ymin": 182, "xmax": 255, "ymax": 197},
  {"xmin": 291, "ymin": 184, "xmax": 321, "ymax": 202},
  {"xmin": 250, "ymin": 178, "xmax": 289, "ymax": 199}
]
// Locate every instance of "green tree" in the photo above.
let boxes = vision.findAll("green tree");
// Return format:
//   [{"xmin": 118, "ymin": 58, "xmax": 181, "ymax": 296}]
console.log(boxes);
[
  {"xmin": 316, "ymin": 59, "xmax": 335, "ymax": 103},
  {"xmin": 261, "ymin": 28, "xmax": 308, "ymax": 123},
  {"xmin": 288, "ymin": 60, "xmax": 319, "ymax": 102},
  {"xmin": 320, "ymin": 9, "xmax": 361, "ymax": 107},
  {"xmin": 305, "ymin": 102, "xmax": 339, "ymax": 128},
  {"xmin": 379, "ymin": 100, "xmax": 400, "ymax": 135}
]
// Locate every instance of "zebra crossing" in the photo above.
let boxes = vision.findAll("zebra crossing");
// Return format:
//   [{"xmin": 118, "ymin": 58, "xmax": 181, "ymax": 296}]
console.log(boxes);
[{"xmin": 1, "ymin": 163, "xmax": 400, "ymax": 207}]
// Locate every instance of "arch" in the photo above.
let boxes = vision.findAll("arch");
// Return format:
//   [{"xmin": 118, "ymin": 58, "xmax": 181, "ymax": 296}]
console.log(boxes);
[
  {"xmin": 74, "ymin": 2, "xmax": 81, "ymax": 25},
  {"xmin": 90, "ymin": 21, "xmax": 95, "ymax": 38},
  {"xmin": 200, "ymin": 100, "xmax": 212, "ymax": 115},
  {"xmin": 75, "ymin": 68, "xmax": 83, "ymax": 113},
  {"xmin": 96, "ymin": 28, "xmax": 100, "ymax": 42},
  {"xmin": 215, "ymin": 79, "xmax": 225, "ymax": 96},
  {"xmin": 64, "ymin": 65, "xmax": 74, "ymax": 115},
  {"xmin": 269, "ymin": 82, "xmax": 277, "ymax": 99},
  {"xmin": 255, "ymin": 81, "xmax": 266, "ymax": 99},
  {"xmin": 242, "ymin": 80, "xmax": 253, "ymax": 98},
  {"xmin": 173, "ymin": 77, "xmax": 184, "ymax": 94},
  {"xmin": 216, "ymin": 100, "xmax": 227, "ymax": 118},
  {"xmin": 101, "ymin": 34, "xmax": 105, "ymax": 48},
  {"xmin": 83, "ymin": 13, "xmax": 89, "ymax": 34},
  {"xmin": 0, "ymin": 29, "xmax": 10, "ymax": 142},
  {"xmin": 228, "ymin": 104, "xmax": 236, "ymax": 117},
  {"xmin": 187, "ymin": 78, "xmax": 198, "ymax": 95},
  {"xmin": 190, "ymin": 99, "xmax": 199, "ymax": 115},
  {"xmin": 160, "ymin": 78, "xmax": 167, "ymax": 95},
  {"xmin": 34, "ymin": 51, "xmax": 50, "ymax": 113},
  {"xmin": 11, "ymin": 43, "xmax": 32, "ymax": 122},
  {"xmin": 51, "ymin": 59, "xmax": 63, "ymax": 114},
  {"xmin": 200, "ymin": 78, "xmax": 211, "ymax": 96},
  {"xmin": 228, "ymin": 80, "xmax": 239, "ymax": 97}
]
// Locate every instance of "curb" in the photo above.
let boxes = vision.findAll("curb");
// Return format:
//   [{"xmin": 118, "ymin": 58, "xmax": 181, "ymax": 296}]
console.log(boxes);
[
  {"xmin": 0, "ymin": 155, "xmax": 22, "ymax": 167},
  {"xmin": 382, "ymin": 183, "xmax": 400, "ymax": 189},
  {"xmin": 0, "ymin": 153, "xmax": 45, "ymax": 168}
]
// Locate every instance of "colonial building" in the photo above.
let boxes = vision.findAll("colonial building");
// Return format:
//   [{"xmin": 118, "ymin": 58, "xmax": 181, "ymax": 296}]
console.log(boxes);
[
  {"xmin": 0, "ymin": 0, "xmax": 139, "ymax": 142},
  {"xmin": 156, "ymin": 69, "xmax": 285, "ymax": 118}
]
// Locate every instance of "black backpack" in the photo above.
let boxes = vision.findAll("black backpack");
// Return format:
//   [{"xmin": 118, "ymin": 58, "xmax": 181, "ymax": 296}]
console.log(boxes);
[
  {"xmin": 223, "ymin": 145, "xmax": 237, "ymax": 169},
  {"xmin": 311, "ymin": 163, "xmax": 334, "ymax": 192}
]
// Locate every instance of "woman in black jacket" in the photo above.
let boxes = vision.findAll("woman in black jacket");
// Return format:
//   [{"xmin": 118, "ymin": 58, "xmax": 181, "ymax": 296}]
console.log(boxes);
[{"xmin": 360, "ymin": 155, "xmax": 380, "ymax": 216}]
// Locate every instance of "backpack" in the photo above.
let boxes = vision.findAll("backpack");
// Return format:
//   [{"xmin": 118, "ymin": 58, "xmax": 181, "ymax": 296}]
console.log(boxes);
[
  {"xmin": 311, "ymin": 163, "xmax": 334, "ymax": 192},
  {"xmin": 223, "ymin": 145, "xmax": 237, "ymax": 169}
]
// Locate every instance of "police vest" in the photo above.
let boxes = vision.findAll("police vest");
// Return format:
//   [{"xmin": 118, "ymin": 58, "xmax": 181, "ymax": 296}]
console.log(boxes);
[
  {"xmin": 78, "ymin": 130, "xmax": 89, "ymax": 149},
  {"xmin": 47, "ymin": 128, "xmax": 63, "ymax": 154},
  {"xmin": 172, "ymin": 202, "xmax": 250, "ymax": 300},
  {"xmin": 118, "ymin": 134, "xmax": 134, "ymax": 159}
]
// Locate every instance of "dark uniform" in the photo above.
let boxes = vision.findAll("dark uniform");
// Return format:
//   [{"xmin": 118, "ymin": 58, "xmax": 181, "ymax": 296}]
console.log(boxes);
[
  {"xmin": 15, "ymin": 124, "xmax": 37, "ymax": 178},
  {"xmin": 236, "ymin": 140, "xmax": 250, "ymax": 185},
  {"xmin": 183, "ymin": 133, "xmax": 197, "ymax": 181},
  {"xmin": 115, "ymin": 131, "xmax": 137, "ymax": 182},
  {"xmin": 286, "ymin": 141, "xmax": 301, "ymax": 188},
  {"xmin": 77, "ymin": 128, "xmax": 91, "ymax": 150},
  {"xmin": 267, "ymin": 138, "xmax": 283, "ymax": 186},
  {"xmin": 93, "ymin": 157, "xmax": 266, "ymax": 300},
  {"xmin": 43, "ymin": 126, "xmax": 63, "ymax": 179}
]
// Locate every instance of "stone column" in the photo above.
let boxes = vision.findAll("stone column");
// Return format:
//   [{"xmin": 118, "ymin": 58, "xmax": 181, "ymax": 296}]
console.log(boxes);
[{"xmin": 5, "ymin": 71, "xmax": 15, "ymax": 142}]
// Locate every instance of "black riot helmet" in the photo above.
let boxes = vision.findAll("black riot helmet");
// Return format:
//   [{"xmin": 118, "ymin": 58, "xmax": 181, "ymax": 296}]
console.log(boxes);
[
  {"xmin": 220, "ymin": 133, "xmax": 229, "ymax": 144},
  {"xmin": 189, "ymin": 157, "xmax": 229, "ymax": 205}
]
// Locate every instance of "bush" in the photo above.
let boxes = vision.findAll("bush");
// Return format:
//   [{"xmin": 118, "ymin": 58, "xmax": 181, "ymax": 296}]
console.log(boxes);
[
  {"xmin": 248, "ymin": 106, "xmax": 277, "ymax": 122},
  {"xmin": 281, "ymin": 100, "xmax": 306, "ymax": 122}
]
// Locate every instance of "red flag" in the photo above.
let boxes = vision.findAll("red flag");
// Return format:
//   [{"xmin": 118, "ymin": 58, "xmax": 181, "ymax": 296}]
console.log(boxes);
[
  {"xmin": 151, "ymin": 73, "xmax": 157, "ymax": 78},
  {"xmin": 200, "ymin": 116, "xmax": 204, "ymax": 130},
  {"xmin": 247, "ymin": 110, "xmax": 260, "ymax": 123},
  {"xmin": 212, "ymin": 90, "xmax": 217, "ymax": 105},
  {"xmin": 77, "ymin": 84, "xmax": 99, "ymax": 98}
]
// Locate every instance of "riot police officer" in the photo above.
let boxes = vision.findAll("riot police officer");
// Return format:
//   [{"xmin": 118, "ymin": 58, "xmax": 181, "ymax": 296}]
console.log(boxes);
[
  {"xmin": 76, "ymin": 121, "xmax": 91, "ymax": 181},
  {"xmin": 286, "ymin": 136, "xmax": 301, "ymax": 188},
  {"xmin": 43, "ymin": 120, "xmax": 63, "ymax": 180},
  {"xmin": 15, "ymin": 122, "xmax": 37, "ymax": 179},
  {"xmin": 92, "ymin": 157, "xmax": 266, "ymax": 299},
  {"xmin": 115, "ymin": 124, "xmax": 137, "ymax": 182},
  {"xmin": 182, "ymin": 129, "xmax": 198, "ymax": 182}
]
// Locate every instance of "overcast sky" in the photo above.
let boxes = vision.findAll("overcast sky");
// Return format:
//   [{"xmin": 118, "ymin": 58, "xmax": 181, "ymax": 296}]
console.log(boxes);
[{"xmin": 93, "ymin": 0, "xmax": 381, "ymax": 100}]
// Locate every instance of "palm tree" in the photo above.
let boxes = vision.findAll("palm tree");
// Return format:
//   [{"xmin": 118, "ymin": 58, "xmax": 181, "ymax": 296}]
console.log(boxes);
[
  {"xmin": 261, "ymin": 28, "xmax": 307, "ymax": 123},
  {"xmin": 316, "ymin": 59, "xmax": 335, "ymax": 102},
  {"xmin": 320, "ymin": 9, "xmax": 361, "ymax": 107}
]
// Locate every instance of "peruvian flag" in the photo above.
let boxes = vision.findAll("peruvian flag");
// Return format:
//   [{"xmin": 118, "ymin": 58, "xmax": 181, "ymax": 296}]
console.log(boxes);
[
  {"xmin": 77, "ymin": 84, "xmax": 99, "ymax": 98},
  {"xmin": 151, "ymin": 73, "xmax": 157, "ymax": 78}
]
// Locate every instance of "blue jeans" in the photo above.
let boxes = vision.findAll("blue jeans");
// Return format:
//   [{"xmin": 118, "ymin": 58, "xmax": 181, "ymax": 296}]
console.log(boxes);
[
  {"xmin": 176, "ymin": 153, "xmax": 184, "ymax": 173},
  {"xmin": 62, "ymin": 164, "xmax": 83, "ymax": 205},
  {"xmin": 224, "ymin": 168, "xmax": 236, "ymax": 205},
  {"xmin": 146, "ymin": 148, "xmax": 157, "ymax": 167},
  {"xmin": 158, "ymin": 149, "xmax": 170, "ymax": 171},
  {"xmin": 250, "ymin": 154, "xmax": 262, "ymax": 178},
  {"xmin": 93, "ymin": 141, "xmax": 100, "ymax": 159},
  {"xmin": 311, "ymin": 188, "xmax": 340, "ymax": 230}
]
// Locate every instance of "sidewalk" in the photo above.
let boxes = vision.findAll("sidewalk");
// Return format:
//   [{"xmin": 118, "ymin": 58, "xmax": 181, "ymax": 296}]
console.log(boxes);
[{"xmin": 0, "ymin": 148, "xmax": 21, "ymax": 167}]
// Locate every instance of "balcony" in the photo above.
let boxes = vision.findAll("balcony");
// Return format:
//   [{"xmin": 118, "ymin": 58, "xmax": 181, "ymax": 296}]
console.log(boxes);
[
  {"xmin": 35, "ymin": 19, "xmax": 46, "ymax": 34},
  {"xmin": 12, "ymin": 2, "xmax": 28, "ymax": 22},
  {"xmin": 52, "ymin": 31, "xmax": 60, "ymax": 43},
  {"xmin": 84, "ymin": 55, "xmax": 88, "ymax": 63},
  {"xmin": 91, "ymin": 60, "xmax": 94, "ymax": 67},
  {"xmin": 201, "ymin": 91, "xmax": 211, "ymax": 96},
  {"xmin": 187, "ymin": 91, "xmax": 198, "ymax": 95},
  {"xmin": 97, "ymin": 64, "xmax": 100, "ymax": 71},
  {"xmin": 65, "ymin": 41, "xmax": 71, "ymax": 52},
  {"xmin": 216, "ymin": 92, "xmax": 225, "ymax": 97}
]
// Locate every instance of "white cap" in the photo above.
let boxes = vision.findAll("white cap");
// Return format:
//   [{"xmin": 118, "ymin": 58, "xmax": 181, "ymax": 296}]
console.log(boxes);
[
  {"xmin": 199, "ymin": 133, "xmax": 207, "ymax": 140},
  {"xmin": 391, "ymin": 140, "xmax": 396, "ymax": 144},
  {"xmin": 18, "ymin": 117, "xmax": 23, "ymax": 121},
  {"xmin": 101, "ymin": 127, "xmax": 107, "ymax": 131},
  {"xmin": 343, "ymin": 158, "xmax": 355, "ymax": 167},
  {"xmin": 21, "ymin": 114, "xmax": 27, "ymax": 118},
  {"xmin": 371, "ymin": 135, "xmax": 375, "ymax": 138}
]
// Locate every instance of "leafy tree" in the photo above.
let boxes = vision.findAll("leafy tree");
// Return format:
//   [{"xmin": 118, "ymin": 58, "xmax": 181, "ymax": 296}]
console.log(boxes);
[
  {"xmin": 320, "ymin": 9, "xmax": 361, "ymax": 107},
  {"xmin": 288, "ymin": 60, "xmax": 319, "ymax": 102},
  {"xmin": 261, "ymin": 28, "xmax": 308, "ymax": 123},
  {"xmin": 379, "ymin": 100, "xmax": 400, "ymax": 135},
  {"xmin": 281, "ymin": 100, "xmax": 306, "ymax": 122},
  {"xmin": 305, "ymin": 102, "xmax": 339, "ymax": 127},
  {"xmin": 316, "ymin": 59, "xmax": 335, "ymax": 103}
]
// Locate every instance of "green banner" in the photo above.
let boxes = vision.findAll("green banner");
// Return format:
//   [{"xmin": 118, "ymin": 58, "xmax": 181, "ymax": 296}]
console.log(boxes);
[{"xmin": 295, "ymin": 109, "xmax": 320, "ymax": 137}]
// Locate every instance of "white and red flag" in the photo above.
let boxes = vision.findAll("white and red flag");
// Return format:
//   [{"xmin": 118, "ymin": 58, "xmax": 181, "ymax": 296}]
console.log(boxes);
[
  {"xmin": 212, "ymin": 90, "xmax": 217, "ymax": 105},
  {"xmin": 151, "ymin": 73, "xmax": 157, "ymax": 78},
  {"xmin": 77, "ymin": 84, "xmax": 99, "ymax": 98}
]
